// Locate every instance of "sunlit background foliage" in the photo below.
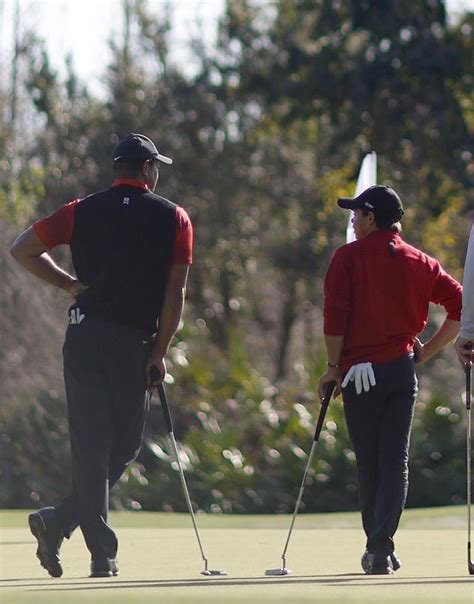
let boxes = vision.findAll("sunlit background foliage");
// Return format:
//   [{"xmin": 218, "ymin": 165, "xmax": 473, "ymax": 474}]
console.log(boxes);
[{"xmin": 0, "ymin": 0, "xmax": 472, "ymax": 513}]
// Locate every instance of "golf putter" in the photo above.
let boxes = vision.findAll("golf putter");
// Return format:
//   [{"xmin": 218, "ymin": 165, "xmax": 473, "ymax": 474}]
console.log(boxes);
[
  {"xmin": 150, "ymin": 368, "xmax": 227, "ymax": 576},
  {"xmin": 265, "ymin": 380, "xmax": 337, "ymax": 576},
  {"xmin": 464, "ymin": 344, "xmax": 474, "ymax": 575}
]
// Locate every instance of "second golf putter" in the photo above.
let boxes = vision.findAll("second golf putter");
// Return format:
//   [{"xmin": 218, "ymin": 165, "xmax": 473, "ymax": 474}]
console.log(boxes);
[{"xmin": 265, "ymin": 380, "xmax": 337, "ymax": 576}]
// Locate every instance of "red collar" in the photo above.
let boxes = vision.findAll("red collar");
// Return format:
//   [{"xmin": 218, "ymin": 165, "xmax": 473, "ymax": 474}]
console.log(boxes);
[{"xmin": 112, "ymin": 179, "xmax": 149, "ymax": 190}]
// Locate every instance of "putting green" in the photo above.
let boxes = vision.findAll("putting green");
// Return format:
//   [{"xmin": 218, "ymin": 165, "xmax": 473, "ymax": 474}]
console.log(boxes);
[{"xmin": 1, "ymin": 508, "xmax": 473, "ymax": 603}]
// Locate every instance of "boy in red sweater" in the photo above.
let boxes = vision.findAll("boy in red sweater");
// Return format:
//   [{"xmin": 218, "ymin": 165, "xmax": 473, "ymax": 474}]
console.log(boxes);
[{"xmin": 318, "ymin": 185, "xmax": 462, "ymax": 574}]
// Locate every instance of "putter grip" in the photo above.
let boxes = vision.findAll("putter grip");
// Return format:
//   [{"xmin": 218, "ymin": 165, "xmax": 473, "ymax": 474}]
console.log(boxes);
[
  {"xmin": 158, "ymin": 384, "xmax": 174, "ymax": 433},
  {"xmin": 314, "ymin": 380, "xmax": 336, "ymax": 442},
  {"xmin": 465, "ymin": 343, "xmax": 472, "ymax": 412}
]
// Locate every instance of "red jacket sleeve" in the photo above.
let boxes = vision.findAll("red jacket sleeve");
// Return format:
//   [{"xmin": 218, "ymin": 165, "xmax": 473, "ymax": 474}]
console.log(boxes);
[
  {"xmin": 430, "ymin": 260, "xmax": 462, "ymax": 321},
  {"xmin": 172, "ymin": 206, "xmax": 193, "ymax": 264},
  {"xmin": 323, "ymin": 246, "xmax": 353, "ymax": 335},
  {"xmin": 33, "ymin": 199, "xmax": 80, "ymax": 249}
]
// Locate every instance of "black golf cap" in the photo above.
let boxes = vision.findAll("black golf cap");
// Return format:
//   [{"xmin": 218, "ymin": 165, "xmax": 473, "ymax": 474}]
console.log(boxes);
[
  {"xmin": 113, "ymin": 133, "xmax": 173, "ymax": 165},
  {"xmin": 338, "ymin": 185, "xmax": 404, "ymax": 221}
]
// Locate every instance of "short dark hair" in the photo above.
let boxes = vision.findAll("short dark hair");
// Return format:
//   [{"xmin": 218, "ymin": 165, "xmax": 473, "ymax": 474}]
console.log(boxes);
[
  {"xmin": 113, "ymin": 157, "xmax": 154, "ymax": 178},
  {"xmin": 360, "ymin": 206, "xmax": 402, "ymax": 232}
]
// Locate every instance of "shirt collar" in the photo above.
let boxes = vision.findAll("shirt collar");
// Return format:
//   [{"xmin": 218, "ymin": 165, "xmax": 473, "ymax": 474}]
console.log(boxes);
[
  {"xmin": 112, "ymin": 179, "xmax": 149, "ymax": 190},
  {"xmin": 359, "ymin": 229, "xmax": 402, "ymax": 247}
]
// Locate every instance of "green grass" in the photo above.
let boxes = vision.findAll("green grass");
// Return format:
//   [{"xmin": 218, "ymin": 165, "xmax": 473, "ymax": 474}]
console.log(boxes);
[
  {"xmin": 1, "ymin": 507, "xmax": 473, "ymax": 603},
  {"xmin": 0, "ymin": 504, "xmax": 467, "ymax": 530}
]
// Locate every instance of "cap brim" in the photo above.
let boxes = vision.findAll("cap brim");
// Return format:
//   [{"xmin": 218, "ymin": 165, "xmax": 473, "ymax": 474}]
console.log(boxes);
[
  {"xmin": 157, "ymin": 153, "xmax": 173, "ymax": 165},
  {"xmin": 337, "ymin": 197, "xmax": 360, "ymax": 209},
  {"xmin": 113, "ymin": 153, "xmax": 173, "ymax": 165}
]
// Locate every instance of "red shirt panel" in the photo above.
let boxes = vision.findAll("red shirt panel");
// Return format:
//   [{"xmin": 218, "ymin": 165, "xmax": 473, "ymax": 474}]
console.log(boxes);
[
  {"xmin": 173, "ymin": 206, "xmax": 193, "ymax": 264},
  {"xmin": 33, "ymin": 199, "xmax": 79, "ymax": 249},
  {"xmin": 324, "ymin": 230, "xmax": 462, "ymax": 371}
]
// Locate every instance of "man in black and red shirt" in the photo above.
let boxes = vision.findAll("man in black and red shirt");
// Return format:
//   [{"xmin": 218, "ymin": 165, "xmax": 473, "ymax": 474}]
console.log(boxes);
[
  {"xmin": 318, "ymin": 185, "xmax": 462, "ymax": 575},
  {"xmin": 10, "ymin": 133, "xmax": 193, "ymax": 578}
]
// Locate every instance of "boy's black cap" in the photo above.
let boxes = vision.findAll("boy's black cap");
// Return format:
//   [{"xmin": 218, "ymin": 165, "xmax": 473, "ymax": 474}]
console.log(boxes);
[
  {"xmin": 113, "ymin": 133, "xmax": 173, "ymax": 164},
  {"xmin": 337, "ymin": 185, "xmax": 404, "ymax": 221}
]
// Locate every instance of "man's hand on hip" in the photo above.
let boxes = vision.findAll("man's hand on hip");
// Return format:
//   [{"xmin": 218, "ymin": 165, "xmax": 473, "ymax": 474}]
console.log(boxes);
[{"xmin": 63, "ymin": 279, "xmax": 88, "ymax": 299}]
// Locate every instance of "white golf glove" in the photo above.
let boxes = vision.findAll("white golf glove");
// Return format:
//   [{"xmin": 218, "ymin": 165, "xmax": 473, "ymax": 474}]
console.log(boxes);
[{"xmin": 341, "ymin": 362, "xmax": 376, "ymax": 395}]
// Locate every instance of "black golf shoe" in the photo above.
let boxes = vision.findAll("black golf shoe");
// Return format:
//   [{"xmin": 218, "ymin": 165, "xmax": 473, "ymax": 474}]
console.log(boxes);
[
  {"xmin": 390, "ymin": 551, "xmax": 401, "ymax": 571},
  {"xmin": 28, "ymin": 507, "xmax": 64, "ymax": 578},
  {"xmin": 361, "ymin": 550, "xmax": 401, "ymax": 573},
  {"xmin": 361, "ymin": 551, "xmax": 393, "ymax": 575},
  {"xmin": 90, "ymin": 558, "xmax": 119, "ymax": 578},
  {"xmin": 361, "ymin": 550, "xmax": 369, "ymax": 572}
]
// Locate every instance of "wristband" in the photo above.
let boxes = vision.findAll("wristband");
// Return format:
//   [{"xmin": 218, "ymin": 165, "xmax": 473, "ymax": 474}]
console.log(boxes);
[{"xmin": 327, "ymin": 362, "xmax": 340, "ymax": 368}]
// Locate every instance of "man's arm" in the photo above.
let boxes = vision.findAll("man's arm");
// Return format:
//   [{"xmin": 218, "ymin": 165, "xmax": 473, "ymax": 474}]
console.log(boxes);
[
  {"xmin": 415, "ymin": 318, "xmax": 460, "ymax": 364},
  {"xmin": 146, "ymin": 264, "xmax": 189, "ymax": 386},
  {"xmin": 10, "ymin": 226, "xmax": 86, "ymax": 297}
]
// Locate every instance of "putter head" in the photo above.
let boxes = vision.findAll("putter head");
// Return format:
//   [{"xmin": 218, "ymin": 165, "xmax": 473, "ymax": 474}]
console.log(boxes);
[
  {"xmin": 265, "ymin": 567, "xmax": 292, "ymax": 576},
  {"xmin": 201, "ymin": 569, "xmax": 227, "ymax": 576},
  {"xmin": 469, "ymin": 561, "xmax": 474, "ymax": 575}
]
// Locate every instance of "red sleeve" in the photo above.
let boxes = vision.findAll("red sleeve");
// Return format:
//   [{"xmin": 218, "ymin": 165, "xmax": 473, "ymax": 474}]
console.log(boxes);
[
  {"xmin": 172, "ymin": 206, "xmax": 193, "ymax": 264},
  {"xmin": 33, "ymin": 199, "xmax": 80, "ymax": 249},
  {"xmin": 323, "ymin": 246, "xmax": 352, "ymax": 335},
  {"xmin": 430, "ymin": 260, "xmax": 462, "ymax": 321}
]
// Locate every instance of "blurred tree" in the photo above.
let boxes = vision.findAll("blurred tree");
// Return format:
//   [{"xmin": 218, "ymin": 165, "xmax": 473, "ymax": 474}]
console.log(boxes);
[
  {"xmin": 26, "ymin": 48, "xmax": 108, "ymax": 213},
  {"xmin": 0, "ymin": 3, "xmax": 46, "ymax": 224},
  {"xmin": 1, "ymin": 0, "xmax": 472, "ymax": 513},
  {"xmin": 224, "ymin": 0, "xmax": 472, "ymax": 197},
  {"xmin": 408, "ymin": 395, "xmax": 466, "ymax": 507}
]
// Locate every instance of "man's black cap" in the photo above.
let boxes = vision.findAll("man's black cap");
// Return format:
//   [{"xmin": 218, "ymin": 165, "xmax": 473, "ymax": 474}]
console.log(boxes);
[
  {"xmin": 113, "ymin": 133, "xmax": 173, "ymax": 165},
  {"xmin": 337, "ymin": 185, "xmax": 404, "ymax": 221}
]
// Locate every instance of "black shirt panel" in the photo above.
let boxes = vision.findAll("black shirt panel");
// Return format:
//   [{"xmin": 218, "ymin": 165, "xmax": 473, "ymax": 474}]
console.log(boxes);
[{"xmin": 70, "ymin": 185, "xmax": 176, "ymax": 334}]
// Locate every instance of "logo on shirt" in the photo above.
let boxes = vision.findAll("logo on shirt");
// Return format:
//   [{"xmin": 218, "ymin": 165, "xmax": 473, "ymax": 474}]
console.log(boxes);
[
  {"xmin": 123, "ymin": 197, "xmax": 130, "ymax": 205},
  {"xmin": 69, "ymin": 308, "xmax": 85, "ymax": 324}
]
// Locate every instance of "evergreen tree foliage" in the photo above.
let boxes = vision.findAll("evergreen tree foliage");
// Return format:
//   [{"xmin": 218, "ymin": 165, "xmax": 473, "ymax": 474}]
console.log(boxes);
[{"xmin": 0, "ymin": 0, "xmax": 472, "ymax": 512}]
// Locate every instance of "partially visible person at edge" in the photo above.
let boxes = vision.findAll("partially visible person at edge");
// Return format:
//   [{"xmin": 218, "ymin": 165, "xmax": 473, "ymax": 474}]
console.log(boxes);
[
  {"xmin": 317, "ymin": 185, "xmax": 462, "ymax": 575},
  {"xmin": 455, "ymin": 222, "xmax": 474, "ymax": 365},
  {"xmin": 10, "ymin": 133, "xmax": 193, "ymax": 579}
]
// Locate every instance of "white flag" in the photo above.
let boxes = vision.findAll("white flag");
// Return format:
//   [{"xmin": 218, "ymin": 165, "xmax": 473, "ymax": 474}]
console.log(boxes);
[{"xmin": 346, "ymin": 151, "xmax": 377, "ymax": 243}]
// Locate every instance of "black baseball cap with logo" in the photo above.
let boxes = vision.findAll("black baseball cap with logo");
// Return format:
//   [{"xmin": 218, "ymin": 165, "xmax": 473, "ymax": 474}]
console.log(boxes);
[
  {"xmin": 113, "ymin": 133, "xmax": 173, "ymax": 165},
  {"xmin": 337, "ymin": 185, "xmax": 404, "ymax": 222}
]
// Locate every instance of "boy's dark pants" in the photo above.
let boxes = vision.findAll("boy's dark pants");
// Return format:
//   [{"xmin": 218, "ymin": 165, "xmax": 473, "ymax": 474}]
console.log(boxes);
[
  {"xmin": 55, "ymin": 319, "xmax": 150, "ymax": 561},
  {"xmin": 343, "ymin": 354, "xmax": 417, "ymax": 555}
]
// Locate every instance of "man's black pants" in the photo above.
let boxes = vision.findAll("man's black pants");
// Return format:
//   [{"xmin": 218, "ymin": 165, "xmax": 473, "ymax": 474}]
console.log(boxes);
[
  {"xmin": 55, "ymin": 318, "xmax": 150, "ymax": 560},
  {"xmin": 343, "ymin": 354, "xmax": 417, "ymax": 556}
]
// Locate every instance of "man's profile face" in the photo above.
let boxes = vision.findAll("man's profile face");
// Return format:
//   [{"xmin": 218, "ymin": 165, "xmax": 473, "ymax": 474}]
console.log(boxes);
[{"xmin": 143, "ymin": 159, "xmax": 160, "ymax": 191}]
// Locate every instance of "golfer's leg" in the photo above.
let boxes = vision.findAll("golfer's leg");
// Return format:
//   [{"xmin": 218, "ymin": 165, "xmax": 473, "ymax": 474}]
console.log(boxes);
[
  {"xmin": 343, "ymin": 387, "xmax": 383, "ymax": 546},
  {"xmin": 370, "ymin": 356, "xmax": 417, "ymax": 554},
  {"xmin": 103, "ymin": 325, "xmax": 150, "ymax": 486},
  {"xmin": 57, "ymin": 330, "xmax": 149, "ymax": 528},
  {"xmin": 54, "ymin": 495, "xmax": 78, "ymax": 539},
  {"xmin": 61, "ymin": 322, "xmax": 118, "ymax": 561}
]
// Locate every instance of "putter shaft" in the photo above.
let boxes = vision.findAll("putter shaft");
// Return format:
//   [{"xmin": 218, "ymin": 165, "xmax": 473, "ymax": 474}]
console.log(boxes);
[
  {"xmin": 168, "ymin": 430, "xmax": 208, "ymax": 569},
  {"xmin": 465, "ymin": 354, "xmax": 473, "ymax": 574},
  {"xmin": 275, "ymin": 381, "xmax": 336, "ymax": 572},
  {"xmin": 281, "ymin": 441, "xmax": 317, "ymax": 568},
  {"xmin": 156, "ymin": 383, "xmax": 226, "ymax": 576}
]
